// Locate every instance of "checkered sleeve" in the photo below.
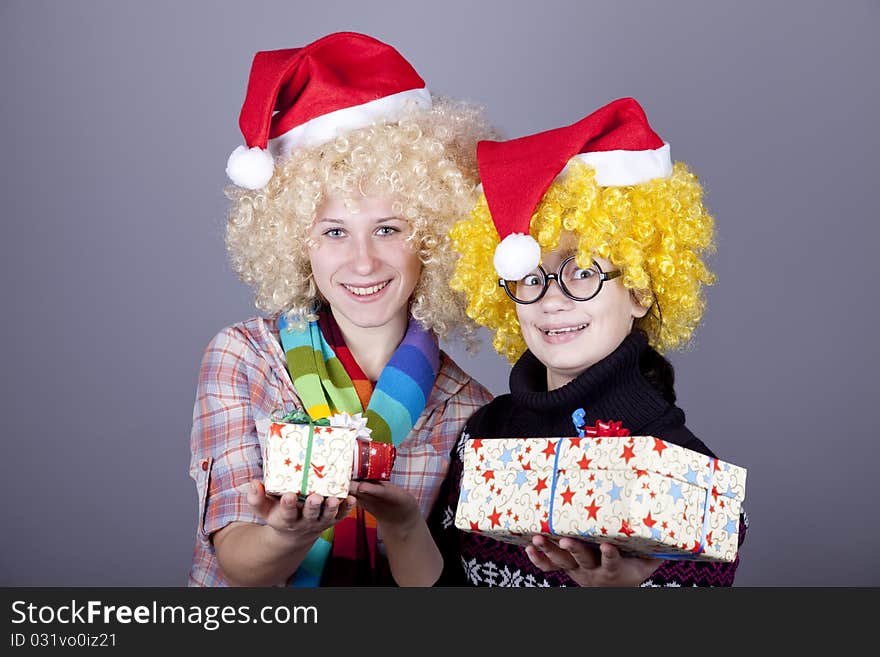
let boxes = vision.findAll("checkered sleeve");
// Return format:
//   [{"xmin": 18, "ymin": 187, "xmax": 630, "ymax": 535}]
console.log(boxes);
[{"xmin": 189, "ymin": 327, "xmax": 266, "ymax": 544}]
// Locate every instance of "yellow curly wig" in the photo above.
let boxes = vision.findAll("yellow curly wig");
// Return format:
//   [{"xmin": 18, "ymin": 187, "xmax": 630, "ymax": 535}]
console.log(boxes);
[
  {"xmin": 224, "ymin": 95, "xmax": 497, "ymax": 344},
  {"xmin": 449, "ymin": 160, "xmax": 716, "ymax": 362}
]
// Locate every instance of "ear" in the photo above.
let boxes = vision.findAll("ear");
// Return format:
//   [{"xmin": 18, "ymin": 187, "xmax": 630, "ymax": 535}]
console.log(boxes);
[{"xmin": 629, "ymin": 289, "xmax": 651, "ymax": 319}]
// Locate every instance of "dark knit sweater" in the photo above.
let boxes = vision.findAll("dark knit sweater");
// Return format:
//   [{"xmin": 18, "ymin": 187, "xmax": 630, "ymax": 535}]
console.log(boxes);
[{"xmin": 429, "ymin": 331, "xmax": 747, "ymax": 587}]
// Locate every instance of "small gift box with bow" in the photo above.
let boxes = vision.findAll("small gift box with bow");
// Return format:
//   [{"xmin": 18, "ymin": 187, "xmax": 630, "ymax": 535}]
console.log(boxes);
[
  {"xmin": 454, "ymin": 409, "xmax": 747, "ymax": 562},
  {"xmin": 263, "ymin": 410, "xmax": 396, "ymax": 499}
]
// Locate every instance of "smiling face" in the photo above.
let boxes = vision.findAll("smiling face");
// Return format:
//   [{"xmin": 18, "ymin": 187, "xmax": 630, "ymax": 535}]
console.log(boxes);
[
  {"xmin": 515, "ymin": 238, "xmax": 649, "ymax": 390},
  {"xmin": 308, "ymin": 196, "xmax": 422, "ymax": 334}
]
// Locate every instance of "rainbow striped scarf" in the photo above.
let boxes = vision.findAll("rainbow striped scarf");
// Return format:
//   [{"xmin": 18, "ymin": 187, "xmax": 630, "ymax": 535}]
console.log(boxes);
[{"xmin": 277, "ymin": 310, "xmax": 439, "ymax": 585}]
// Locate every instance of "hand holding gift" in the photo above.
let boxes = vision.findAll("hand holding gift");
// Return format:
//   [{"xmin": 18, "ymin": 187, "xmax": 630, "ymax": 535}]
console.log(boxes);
[
  {"xmin": 246, "ymin": 480, "xmax": 355, "ymax": 539},
  {"xmin": 526, "ymin": 535, "xmax": 661, "ymax": 587},
  {"xmin": 349, "ymin": 480, "xmax": 422, "ymax": 538},
  {"xmin": 350, "ymin": 479, "xmax": 443, "ymax": 586}
]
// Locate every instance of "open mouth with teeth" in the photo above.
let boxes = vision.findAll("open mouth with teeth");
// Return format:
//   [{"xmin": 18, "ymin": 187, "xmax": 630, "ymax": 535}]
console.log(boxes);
[
  {"xmin": 342, "ymin": 280, "xmax": 391, "ymax": 297},
  {"xmin": 541, "ymin": 323, "xmax": 589, "ymax": 336}
]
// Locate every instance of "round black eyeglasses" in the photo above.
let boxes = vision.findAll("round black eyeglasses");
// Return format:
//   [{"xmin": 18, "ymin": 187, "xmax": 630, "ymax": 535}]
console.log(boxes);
[{"xmin": 499, "ymin": 256, "xmax": 621, "ymax": 304}]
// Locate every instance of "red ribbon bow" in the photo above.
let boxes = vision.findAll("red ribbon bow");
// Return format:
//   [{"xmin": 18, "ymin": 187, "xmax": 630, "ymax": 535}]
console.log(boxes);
[{"xmin": 583, "ymin": 419, "xmax": 631, "ymax": 438}]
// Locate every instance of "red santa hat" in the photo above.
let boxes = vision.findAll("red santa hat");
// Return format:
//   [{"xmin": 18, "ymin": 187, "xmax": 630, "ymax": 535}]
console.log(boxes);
[
  {"xmin": 480, "ymin": 97, "xmax": 673, "ymax": 280},
  {"xmin": 226, "ymin": 32, "xmax": 432, "ymax": 190}
]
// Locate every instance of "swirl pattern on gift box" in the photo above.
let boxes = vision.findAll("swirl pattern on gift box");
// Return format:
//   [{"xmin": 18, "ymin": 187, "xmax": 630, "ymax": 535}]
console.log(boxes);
[{"xmin": 455, "ymin": 435, "xmax": 746, "ymax": 562}]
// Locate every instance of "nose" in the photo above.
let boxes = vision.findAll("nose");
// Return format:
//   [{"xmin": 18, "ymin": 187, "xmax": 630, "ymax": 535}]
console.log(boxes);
[
  {"xmin": 540, "ymin": 276, "xmax": 574, "ymax": 312},
  {"xmin": 350, "ymin": 236, "xmax": 379, "ymax": 275}
]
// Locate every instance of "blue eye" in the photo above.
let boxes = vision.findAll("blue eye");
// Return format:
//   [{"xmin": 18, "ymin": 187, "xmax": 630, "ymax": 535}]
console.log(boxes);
[
  {"xmin": 376, "ymin": 226, "xmax": 400, "ymax": 236},
  {"xmin": 323, "ymin": 228, "xmax": 345, "ymax": 238}
]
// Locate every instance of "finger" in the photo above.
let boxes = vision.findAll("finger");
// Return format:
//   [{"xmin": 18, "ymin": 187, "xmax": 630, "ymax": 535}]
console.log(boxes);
[
  {"xmin": 558, "ymin": 537, "xmax": 601, "ymax": 570},
  {"xmin": 322, "ymin": 496, "xmax": 340, "ymax": 520},
  {"xmin": 267, "ymin": 493, "xmax": 302, "ymax": 529},
  {"xmin": 531, "ymin": 535, "xmax": 579, "ymax": 571},
  {"xmin": 334, "ymin": 495, "xmax": 357, "ymax": 521},
  {"xmin": 301, "ymin": 493, "xmax": 324, "ymax": 521},
  {"xmin": 524, "ymin": 544, "xmax": 558, "ymax": 572},
  {"xmin": 598, "ymin": 542, "xmax": 623, "ymax": 573},
  {"xmin": 350, "ymin": 480, "xmax": 383, "ymax": 497},
  {"xmin": 246, "ymin": 481, "xmax": 273, "ymax": 519},
  {"xmin": 279, "ymin": 492, "xmax": 301, "ymax": 509}
]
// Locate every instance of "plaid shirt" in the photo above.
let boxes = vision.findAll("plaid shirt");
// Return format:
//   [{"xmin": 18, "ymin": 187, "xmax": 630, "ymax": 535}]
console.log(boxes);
[{"xmin": 187, "ymin": 317, "xmax": 492, "ymax": 587}]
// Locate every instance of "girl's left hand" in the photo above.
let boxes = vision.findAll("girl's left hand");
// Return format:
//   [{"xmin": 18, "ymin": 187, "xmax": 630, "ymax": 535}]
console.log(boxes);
[
  {"xmin": 349, "ymin": 480, "xmax": 421, "ymax": 539},
  {"xmin": 525, "ymin": 535, "xmax": 662, "ymax": 587}
]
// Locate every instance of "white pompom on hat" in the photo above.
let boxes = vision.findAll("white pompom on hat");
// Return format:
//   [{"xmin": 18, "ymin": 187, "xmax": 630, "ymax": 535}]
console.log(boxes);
[
  {"xmin": 227, "ymin": 32, "xmax": 432, "ymax": 190},
  {"xmin": 225, "ymin": 146, "xmax": 275, "ymax": 191},
  {"xmin": 478, "ymin": 98, "xmax": 673, "ymax": 280}
]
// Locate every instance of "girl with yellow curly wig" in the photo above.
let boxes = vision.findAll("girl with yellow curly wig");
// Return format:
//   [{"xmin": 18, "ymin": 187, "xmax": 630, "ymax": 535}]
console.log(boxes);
[
  {"xmin": 428, "ymin": 98, "xmax": 746, "ymax": 587},
  {"xmin": 188, "ymin": 33, "xmax": 497, "ymax": 588}
]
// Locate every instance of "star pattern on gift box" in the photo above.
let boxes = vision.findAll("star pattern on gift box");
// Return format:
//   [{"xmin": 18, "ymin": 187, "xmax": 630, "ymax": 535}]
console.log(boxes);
[
  {"xmin": 263, "ymin": 423, "xmax": 358, "ymax": 498},
  {"xmin": 608, "ymin": 482, "xmax": 622, "ymax": 502},
  {"xmin": 455, "ymin": 435, "xmax": 745, "ymax": 562}
]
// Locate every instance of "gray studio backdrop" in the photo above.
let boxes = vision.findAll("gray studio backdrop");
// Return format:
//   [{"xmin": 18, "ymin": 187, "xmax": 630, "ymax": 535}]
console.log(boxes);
[{"xmin": 2, "ymin": 0, "xmax": 878, "ymax": 586}]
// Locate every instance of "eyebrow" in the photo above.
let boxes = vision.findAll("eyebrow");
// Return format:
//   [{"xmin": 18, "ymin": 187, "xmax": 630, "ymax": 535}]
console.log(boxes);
[{"xmin": 315, "ymin": 216, "xmax": 404, "ymax": 224}]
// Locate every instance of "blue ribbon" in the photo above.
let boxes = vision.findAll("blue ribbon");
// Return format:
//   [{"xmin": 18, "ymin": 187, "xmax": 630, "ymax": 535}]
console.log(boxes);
[
  {"xmin": 547, "ymin": 432, "xmax": 718, "ymax": 560},
  {"xmin": 648, "ymin": 458, "xmax": 717, "ymax": 559},
  {"xmin": 571, "ymin": 409, "xmax": 586, "ymax": 438},
  {"xmin": 547, "ymin": 439, "xmax": 564, "ymax": 535}
]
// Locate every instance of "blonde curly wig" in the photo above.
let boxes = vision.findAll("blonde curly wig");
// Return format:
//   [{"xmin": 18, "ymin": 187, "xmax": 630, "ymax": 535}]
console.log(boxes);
[
  {"xmin": 449, "ymin": 160, "xmax": 716, "ymax": 362},
  {"xmin": 224, "ymin": 95, "xmax": 497, "ymax": 344}
]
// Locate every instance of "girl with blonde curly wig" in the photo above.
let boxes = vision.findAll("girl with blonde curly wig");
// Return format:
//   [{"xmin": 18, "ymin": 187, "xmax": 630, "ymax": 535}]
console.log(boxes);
[
  {"xmin": 188, "ymin": 33, "xmax": 497, "ymax": 588},
  {"xmin": 428, "ymin": 98, "xmax": 747, "ymax": 588}
]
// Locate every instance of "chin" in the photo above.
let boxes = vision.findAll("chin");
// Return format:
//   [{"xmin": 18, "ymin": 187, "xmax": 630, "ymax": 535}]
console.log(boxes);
[
  {"xmin": 532, "ymin": 340, "xmax": 600, "ymax": 376},
  {"xmin": 544, "ymin": 356, "xmax": 590, "ymax": 377},
  {"xmin": 339, "ymin": 302, "xmax": 403, "ymax": 329}
]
